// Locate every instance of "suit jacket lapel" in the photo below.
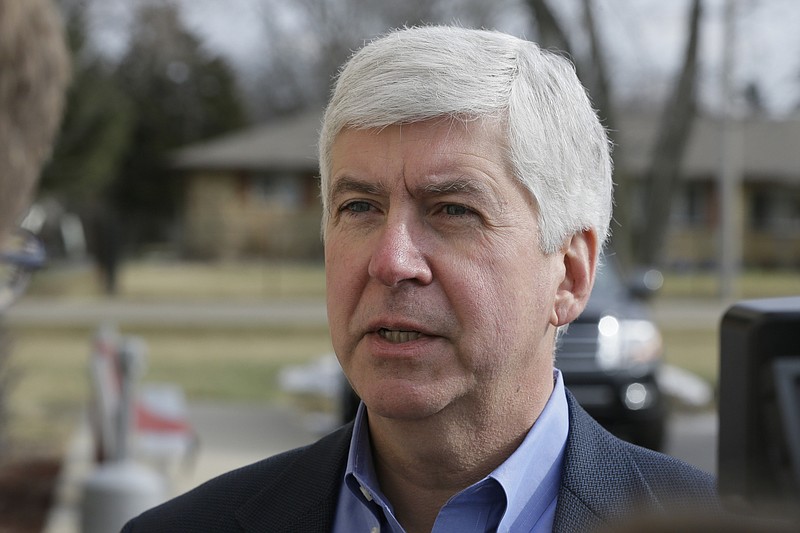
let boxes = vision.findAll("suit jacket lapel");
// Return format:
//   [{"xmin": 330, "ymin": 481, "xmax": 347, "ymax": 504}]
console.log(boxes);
[
  {"xmin": 554, "ymin": 390, "xmax": 659, "ymax": 532},
  {"xmin": 229, "ymin": 393, "xmax": 662, "ymax": 532},
  {"xmin": 235, "ymin": 423, "xmax": 353, "ymax": 533}
]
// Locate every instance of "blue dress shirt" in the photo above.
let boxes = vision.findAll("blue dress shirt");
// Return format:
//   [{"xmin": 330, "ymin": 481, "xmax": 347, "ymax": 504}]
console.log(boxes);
[{"xmin": 333, "ymin": 370, "xmax": 569, "ymax": 533}]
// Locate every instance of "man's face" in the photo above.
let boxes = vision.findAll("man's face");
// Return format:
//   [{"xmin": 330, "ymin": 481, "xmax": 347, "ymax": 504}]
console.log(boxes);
[{"xmin": 325, "ymin": 119, "xmax": 569, "ymax": 421}]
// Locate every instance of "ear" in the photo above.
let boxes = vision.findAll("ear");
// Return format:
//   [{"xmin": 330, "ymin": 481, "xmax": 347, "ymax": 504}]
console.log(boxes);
[{"xmin": 550, "ymin": 229, "xmax": 599, "ymax": 327}]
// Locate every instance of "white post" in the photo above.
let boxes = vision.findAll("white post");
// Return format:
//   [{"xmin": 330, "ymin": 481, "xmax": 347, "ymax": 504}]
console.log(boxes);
[
  {"xmin": 82, "ymin": 335, "xmax": 165, "ymax": 532},
  {"xmin": 718, "ymin": 0, "xmax": 743, "ymax": 300}
]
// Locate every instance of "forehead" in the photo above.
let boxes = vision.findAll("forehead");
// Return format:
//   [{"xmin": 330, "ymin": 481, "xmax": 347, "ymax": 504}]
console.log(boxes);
[{"xmin": 327, "ymin": 119, "xmax": 514, "ymax": 194}]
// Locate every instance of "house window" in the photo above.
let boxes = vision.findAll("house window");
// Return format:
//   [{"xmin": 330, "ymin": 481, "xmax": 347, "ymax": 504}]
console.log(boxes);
[
  {"xmin": 750, "ymin": 189, "xmax": 770, "ymax": 231},
  {"xmin": 671, "ymin": 183, "xmax": 710, "ymax": 228},
  {"xmin": 751, "ymin": 186, "xmax": 800, "ymax": 233},
  {"xmin": 252, "ymin": 173, "xmax": 303, "ymax": 208}
]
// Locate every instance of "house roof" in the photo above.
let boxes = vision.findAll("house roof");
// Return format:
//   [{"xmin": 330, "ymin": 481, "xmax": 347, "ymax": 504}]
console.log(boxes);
[
  {"xmin": 620, "ymin": 114, "xmax": 800, "ymax": 183},
  {"xmin": 173, "ymin": 109, "xmax": 800, "ymax": 183},
  {"xmin": 173, "ymin": 109, "xmax": 322, "ymax": 172}
]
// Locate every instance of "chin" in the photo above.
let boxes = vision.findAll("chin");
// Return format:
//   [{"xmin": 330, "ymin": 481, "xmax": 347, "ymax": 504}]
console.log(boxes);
[{"xmin": 362, "ymin": 383, "xmax": 447, "ymax": 421}]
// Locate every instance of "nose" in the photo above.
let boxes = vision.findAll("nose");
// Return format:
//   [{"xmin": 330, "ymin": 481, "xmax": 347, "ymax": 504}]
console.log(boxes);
[{"xmin": 368, "ymin": 219, "xmax": 433, "ymax": 287}]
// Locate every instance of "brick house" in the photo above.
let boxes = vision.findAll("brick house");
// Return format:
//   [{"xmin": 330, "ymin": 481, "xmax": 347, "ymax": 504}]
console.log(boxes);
[{"xmin": 173, "ymin": 110, "xmax": 800, "ymax": 267}]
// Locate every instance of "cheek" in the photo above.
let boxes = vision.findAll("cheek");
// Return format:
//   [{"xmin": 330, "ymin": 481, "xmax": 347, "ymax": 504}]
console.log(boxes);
[
  {"xmin": 325, "ymin": 240, "xmax": 363, "ymax": 328},
  {"xmin": 448, "ymin": 261, "xmax": 518, "ymax": 351},
  {"xmin": 458, "ymin": 253, "xmax": 557, "ymax": 348}
]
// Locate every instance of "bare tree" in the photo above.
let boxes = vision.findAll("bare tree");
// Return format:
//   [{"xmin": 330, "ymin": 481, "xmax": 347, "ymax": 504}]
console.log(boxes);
[
  {"xmin": 525, "ymin": 0, "xmax": 703, "ymax": 269},
  {"xmin": 635, "ymin": 0, "xmax": 702, "ymax": 266},
  {"xmin": 248, "ymin": 0, "xmax": 518, "ymax": 120},
  {"xmin": 529, "ymin": 0, "xmax": 571, "ymax": 53}
]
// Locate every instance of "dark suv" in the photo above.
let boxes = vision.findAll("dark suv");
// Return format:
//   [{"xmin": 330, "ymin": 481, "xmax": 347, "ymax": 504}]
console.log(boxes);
[
  {"xmin": 555, "ymin": 256, "xmax": 666, "ymax": 450},
  {"xmin": 340, "ymin": 255, "xmax": 666, "ymax": 451}
]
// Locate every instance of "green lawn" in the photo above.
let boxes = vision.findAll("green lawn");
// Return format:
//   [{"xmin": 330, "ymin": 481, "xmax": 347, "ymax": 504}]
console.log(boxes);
[
  {"xmin": 660, "ymin": 269, "xmax": 800, "ymax": 299},
  {"xmin": 29, "ymin": 260, "xmax": 800, "ymax": 301},
  {"xmin": 5, "ymin": 324, "xmax": 332, "ymax": 457},
  {"xmin": 8, "ymin": 260, "xmax": 799, "ymax": 456},
  {"xmin": 28, "ymin": 260, "xmax": 328, "ymax": 300},
  {"xmin": 661, "ymin": 327, "xmax": 718, "ymax": 385}
]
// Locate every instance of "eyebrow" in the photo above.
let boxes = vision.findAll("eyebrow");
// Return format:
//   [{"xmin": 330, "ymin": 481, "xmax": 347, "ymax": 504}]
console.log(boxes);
[
  {"xmin": 328, "ymin": 175, "xmax": 500, "ymax": 213},
  {"xmin": 329, "ymin": 176, "xmax": 388, "ymax": 202},
  {"xmin": 419, "ymin": 177, "xmax": 494, "ymax": 199}
]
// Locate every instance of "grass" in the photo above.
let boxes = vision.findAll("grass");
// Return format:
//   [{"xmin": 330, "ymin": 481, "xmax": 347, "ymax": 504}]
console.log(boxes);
[
  {"xmin": 29, "ymin": 260, "xmax": 800, "ymax": 301},
  {"xmin": 660, "ymin": 327, "xmax": 719, "ymax": 385},
  {"xmin": 28, "ymin": 260, "xmax": 328, "ymax": 300},
  {"xmin": 8, "ymin": 259, "xmax": 799, "ymax": 455},
  {"xmin": 660, "ymin": 269, "xmax": 800, "ymax": 299},
  {"xmin": 5, "ymin": 324, "xmax": 332, "ymax": 457},
  {"xmin": 655, "ymin": 269, "xmax": 798, "ymax": 388}
]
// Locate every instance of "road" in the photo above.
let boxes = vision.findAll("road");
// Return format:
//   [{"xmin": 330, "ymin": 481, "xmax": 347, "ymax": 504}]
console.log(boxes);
[
  {"xmin": 6, "ymin": 298, "xmax": 330, "ymax": 328},
  {"xmin": 167, "ymin": 402, "xmax": 719, "ymax": 498},
  {"xmin": 6, "ymin": 296, "xmax": 732, "ymax": 330},
  {"xmin": 44, "ymin": 401, "xmax": 718, "ymax": 533},
  {"xmin": 12, "ymin": 296, "xmax": 722, "ymax": 475}
]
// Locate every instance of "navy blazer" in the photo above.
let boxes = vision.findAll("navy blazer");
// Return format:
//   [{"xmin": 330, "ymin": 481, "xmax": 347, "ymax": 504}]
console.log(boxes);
[{"xmin": 122, "ymin": 391, "xmax": 717, "ymax": 532}]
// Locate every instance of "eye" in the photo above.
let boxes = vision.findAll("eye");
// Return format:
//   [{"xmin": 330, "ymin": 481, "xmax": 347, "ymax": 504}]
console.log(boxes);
[
  {"xmin": 442, "ymin": 204, "xmax": 470, "ymax": 216},
  {"xmin": 342, "ymin": 200, "xmax": 372, "ymax": 213}
]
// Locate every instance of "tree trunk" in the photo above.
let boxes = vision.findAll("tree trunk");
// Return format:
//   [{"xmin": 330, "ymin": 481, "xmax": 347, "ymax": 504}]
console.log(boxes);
[
  {"xmin": 635, "ymin": 0, "xmax": 703, "ymax": 266},
  {"xmin": 527, "ymin": 0, "xmax": 637, "ymax": 267},
  {"xmin": 528, "ymin": 0, "xmax": 572, "ymax": 53},
  {"xmin": 577, "ymin": 0, "xmax": 634, "ymax": 269}
]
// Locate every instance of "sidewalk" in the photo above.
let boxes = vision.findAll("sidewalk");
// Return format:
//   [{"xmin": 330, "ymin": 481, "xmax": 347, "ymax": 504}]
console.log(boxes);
[
  {"xmin": 43, "ymin": 402, "xmax": 327, "ymax": 533},
  {"xmin": 7, "ymin": 298, "xmax": 329, "ymax": 329},
  {"xmin": 9, "ymin": 296, "xmax": 731, "ymax": 330},
  {"xmin": 650, "ymin": 297, "xmax": 732, "ymax": 330},
  {"xmin": 31, "ymin": 296, "xmax": 726, "ymax": 530},
  {"xmin": 45, "ymin": 401, "xmax": 717, "ymax": 532}
]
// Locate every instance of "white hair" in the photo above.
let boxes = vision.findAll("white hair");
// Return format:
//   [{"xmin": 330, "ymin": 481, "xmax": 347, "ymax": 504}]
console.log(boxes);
[{"xmin": 319, "ymin": 25, "xmax": 613, "ymax": 254}]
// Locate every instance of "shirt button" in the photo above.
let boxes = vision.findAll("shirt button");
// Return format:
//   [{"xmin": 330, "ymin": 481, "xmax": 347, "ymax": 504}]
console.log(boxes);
[
  {"xmin": 359, "ymin": 484, "xmax": 374, "ymax": 502},
  {"xmin": 370, "ymin": 528, "xmax": 379, "ymax": 533}
]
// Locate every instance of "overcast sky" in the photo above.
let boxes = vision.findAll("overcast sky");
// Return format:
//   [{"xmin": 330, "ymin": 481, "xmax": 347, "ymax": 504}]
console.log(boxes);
[{"xmin": 87, "ymin": 0, "xmax": 800, "ymax": 117}]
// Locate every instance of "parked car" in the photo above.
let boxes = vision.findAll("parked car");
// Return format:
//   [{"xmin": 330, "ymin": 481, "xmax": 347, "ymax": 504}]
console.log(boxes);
[
  {"xmin": 340, "ymin": 254, "xmax": 667, "ymax": 451},
  {"xmin": 554, "ymin": 255, "xmax": 666, "ymax": 450}
]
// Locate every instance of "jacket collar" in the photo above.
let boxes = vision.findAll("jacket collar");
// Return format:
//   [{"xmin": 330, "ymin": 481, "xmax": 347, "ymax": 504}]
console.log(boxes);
[
  {"xmin": 554, "ymin": 390, "xmax": 659, "ymax": 532},
  {"xmin": 231, "ymin": 391, "xmax": 659, "ymax": 532},
  {"xmin": 234, "ymin": 422, "xmax": 353, "ymax": 532}
]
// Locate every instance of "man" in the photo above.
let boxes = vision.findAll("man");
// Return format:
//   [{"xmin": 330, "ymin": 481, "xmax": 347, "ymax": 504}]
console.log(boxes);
[
  {"xmin": 0, "ymin": 0, "xmax": 69, "ymax": 306},
  {"xmin": 124, "ymin": 26, "xmax": 717, "ymax": 532}
]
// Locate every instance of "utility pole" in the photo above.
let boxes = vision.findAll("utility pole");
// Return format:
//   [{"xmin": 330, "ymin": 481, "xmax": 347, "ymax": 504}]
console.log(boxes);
[{"xmin": 718, "ymin": 0, "xmax": 743, "ymax": 301}]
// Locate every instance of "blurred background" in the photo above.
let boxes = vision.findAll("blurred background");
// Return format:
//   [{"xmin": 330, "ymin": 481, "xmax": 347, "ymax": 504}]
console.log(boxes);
[{"xmin": 1, "ymin": 0, "xmax": 800, "ymax": 530}]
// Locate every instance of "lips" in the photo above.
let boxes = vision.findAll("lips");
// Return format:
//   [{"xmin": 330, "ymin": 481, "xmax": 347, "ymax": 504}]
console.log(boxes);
[{"xmin": 378, "ymin": 328, "xmax": 422, "ymax": 343}]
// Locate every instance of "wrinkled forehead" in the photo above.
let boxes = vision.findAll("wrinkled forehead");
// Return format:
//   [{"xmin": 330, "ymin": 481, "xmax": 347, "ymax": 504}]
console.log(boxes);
[
  {"xmin": 324, "ymin": 116, "xmax": 513, "ymax": 196},
  {"xmin": 323, "ymin": 118, "xmax": 543, "ymax": 233}
]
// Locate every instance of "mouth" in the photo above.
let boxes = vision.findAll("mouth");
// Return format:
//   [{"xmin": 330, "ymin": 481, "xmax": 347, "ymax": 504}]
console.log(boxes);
[{"xmin": 377, "ymin": 328, "xmax": 423, "ymax": 344}]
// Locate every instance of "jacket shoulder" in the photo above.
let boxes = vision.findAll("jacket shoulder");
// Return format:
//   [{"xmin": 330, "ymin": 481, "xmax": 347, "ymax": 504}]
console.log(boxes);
[
  {"xmin": 122, "ymin": 423, "xmax": 353, "ymax": 532},
  {"xmin": 624, "ymin": 438, "xmax": 717, "ymax": 500},
  {"xmin": 555, "ymin": 390, "xmax": 718, "ymax": 531}
]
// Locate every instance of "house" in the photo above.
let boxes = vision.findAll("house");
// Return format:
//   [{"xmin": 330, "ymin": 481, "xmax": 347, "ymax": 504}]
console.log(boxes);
[
  {"xmin": 173, "ymin": 110, "xmax": 800, "ymax": 267},
  {"xmin": 173, "ymin": 110, "xmax": 323, "ymax": 260},
  {"xmin": 620, "ymin": 115, "xmax": 800, "ymax": 268}
]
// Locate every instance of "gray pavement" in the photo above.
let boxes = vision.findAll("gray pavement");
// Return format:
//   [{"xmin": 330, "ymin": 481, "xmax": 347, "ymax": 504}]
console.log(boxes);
[
  {"xmin": 27, "ymin": 296, "xmax": 723, "ymax": 530},
  {"xmin": 44, "ymin": 401, "xmax": 717, "ymax": 533},
  {"xmin": 7, "ymin": 298, "xmax": 329, "ymax": 329},
  {"xmin": 8, "ymin": 295, "xmax": 732, "ymax": 330},
  {"xmin": 43, "ymin": 402, "xmax": 324, "ymax": 533}
]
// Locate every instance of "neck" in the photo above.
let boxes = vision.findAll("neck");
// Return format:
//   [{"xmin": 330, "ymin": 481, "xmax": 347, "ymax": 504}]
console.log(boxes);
[{"xmin": 366, "ymin": 376, "xmax": 554, "ymax": 532}]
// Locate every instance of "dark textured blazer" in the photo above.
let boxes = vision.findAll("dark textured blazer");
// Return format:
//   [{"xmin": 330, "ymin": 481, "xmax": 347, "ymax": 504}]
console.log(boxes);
[{"xmin": 122, "ymin": 391, "xmax": 718, "ymax": 532}]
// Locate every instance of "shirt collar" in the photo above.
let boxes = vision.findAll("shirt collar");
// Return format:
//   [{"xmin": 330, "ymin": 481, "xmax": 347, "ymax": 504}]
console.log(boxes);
[
  {"xmin": 492, "ymin": 368, "xmax": 569, "ymax": 530},
  {"xmin": 342, "ymin": 370, "xmax": 569, "ymax": 531}
]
